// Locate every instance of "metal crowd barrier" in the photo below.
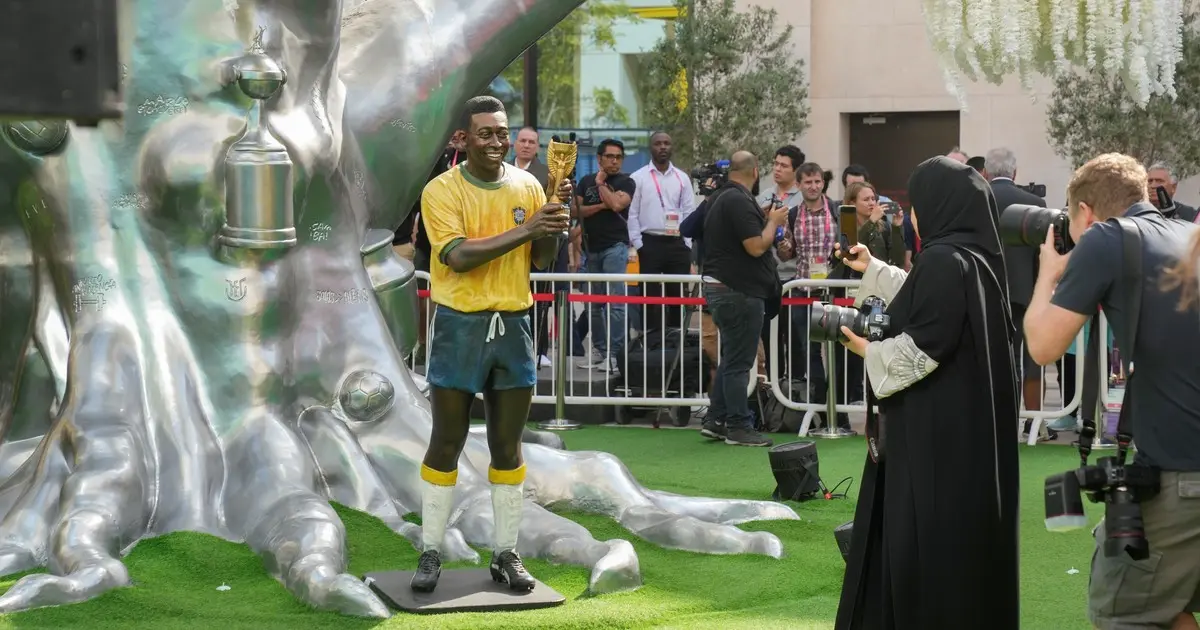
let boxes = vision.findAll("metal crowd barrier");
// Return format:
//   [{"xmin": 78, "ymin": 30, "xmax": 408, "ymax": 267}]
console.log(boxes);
[{"xmin": 409, "ymin": 270, "xmax": 1093, "ymax": 443}]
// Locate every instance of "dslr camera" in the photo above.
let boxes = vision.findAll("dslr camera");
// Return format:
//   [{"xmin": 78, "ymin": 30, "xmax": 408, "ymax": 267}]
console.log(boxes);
[
  {"xmin": 1044, "ymin": 456, "xmax": 1160, "ymax": 560},
  {"xmin": 691, "ymin": 160, "xmax": 730, "ymax": 196},
  {"xmin": 809, "ymin": 296, "xmax": 890, "ymax": 343},
  {"xmin": 999, "ymin": 204, "xmax": 1075, "ymax": 254}
]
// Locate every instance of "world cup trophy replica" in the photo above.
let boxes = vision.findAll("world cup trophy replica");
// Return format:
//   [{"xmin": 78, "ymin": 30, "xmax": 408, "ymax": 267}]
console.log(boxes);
[
  {"xmin": 545, "ymin": 135, "xmax": 579, "ymax": 207},
  {"xmin": 0, "ymin": 0, "xmax": 798, "ymax": 619}
]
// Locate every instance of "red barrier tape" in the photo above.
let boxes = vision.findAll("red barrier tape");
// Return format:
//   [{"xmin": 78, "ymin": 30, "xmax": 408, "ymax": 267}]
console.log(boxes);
[
  {"xmin": 783, "ymin": 297, "xmax": 857, "ymax": 306},
  {"xmin": 569, "ymin": 294, "xmax": 705, "ymax": 305},
  {"xmin": 416, "ymin": 288, "xmax": 855, "ymax": 307}
]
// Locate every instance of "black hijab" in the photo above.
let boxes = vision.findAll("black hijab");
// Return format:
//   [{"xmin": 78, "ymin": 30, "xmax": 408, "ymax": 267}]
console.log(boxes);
[{"xmin": 907, "ymin": 156, "xmax": 1009, "ymax": 295}]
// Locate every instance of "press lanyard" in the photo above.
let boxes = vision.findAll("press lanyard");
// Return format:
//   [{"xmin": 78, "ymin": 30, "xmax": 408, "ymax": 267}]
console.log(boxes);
[{"xmin": 650, "ymin": 167, "xmax": 685, "ymax": 211}]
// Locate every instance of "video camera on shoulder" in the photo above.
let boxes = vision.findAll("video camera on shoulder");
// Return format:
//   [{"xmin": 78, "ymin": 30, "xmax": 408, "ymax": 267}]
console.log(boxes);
[
  {"xmin": 999, "ymin": 204, "xmax": 1075, "ymax": 254},
  {"xmin": 1016, "ymin": 182, "xmax": 1047, "ymax": 198},
  {"xmin": 690, "ymin": 160, "xmax": 730, "ymax": 196}
]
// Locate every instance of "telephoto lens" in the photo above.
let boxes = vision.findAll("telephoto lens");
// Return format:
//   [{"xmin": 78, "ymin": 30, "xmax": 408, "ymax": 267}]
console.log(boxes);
[
  {"xmin": 999, "ymin": 204, "xmax": 1075, "ymax": 254},
  {"xmin": 808, "ymin": 303, "xmax": 863, "ymax": 343},
  {"xmin": 1103, "ymin": 488, "xmax": 1150, "ymax": 560},
  {"xmin": 809, "ymin": 298, "xmax": 890, "ymax": 343}
]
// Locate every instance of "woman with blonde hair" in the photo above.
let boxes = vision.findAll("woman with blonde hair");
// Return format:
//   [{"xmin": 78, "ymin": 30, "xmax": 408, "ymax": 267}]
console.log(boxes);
[{"xmin": 842, "ymin": 181, "xmax": 905, "ymax": 267}]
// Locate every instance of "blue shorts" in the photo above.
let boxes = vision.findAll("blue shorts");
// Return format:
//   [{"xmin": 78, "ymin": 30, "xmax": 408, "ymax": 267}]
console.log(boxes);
[{"xmin": 427, "ymin": 305, "xmax": 537, "ymax": 394}]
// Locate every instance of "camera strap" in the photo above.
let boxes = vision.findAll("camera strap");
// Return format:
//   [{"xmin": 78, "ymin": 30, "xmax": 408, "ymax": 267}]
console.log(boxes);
[
  {"xmin": 1112, "ymin": 217, "xmax": 1143, "ymax": 465},
  {"xmin": 1078, "ymin": 218, "xmax": 1143, "ymax": 467},
  {"xmin": 1079, "ymin": 312, "xmax": 1102, "ymax": 466}
]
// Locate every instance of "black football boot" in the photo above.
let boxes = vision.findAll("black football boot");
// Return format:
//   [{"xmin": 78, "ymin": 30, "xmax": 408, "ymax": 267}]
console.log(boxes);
[
  {"xmin": 489, "ymin": 549, "xmax": 536, "ymax": 591},
  {"xmin": 409, "ymin": 549, "xmax": 442, "ymax": 592}
]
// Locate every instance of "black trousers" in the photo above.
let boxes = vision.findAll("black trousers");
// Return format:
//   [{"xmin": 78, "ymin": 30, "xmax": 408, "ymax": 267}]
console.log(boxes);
[
  {"xmin": 529, "ymin": 244, "xmax": 569, "ymax": 358},
  {"xmin": 637, "ymin": 233, "xmax": 691, "ymax": 332},
  {"xmin": 1057, "ymin": 353, "xmax": 1077, "ymax": 411}
]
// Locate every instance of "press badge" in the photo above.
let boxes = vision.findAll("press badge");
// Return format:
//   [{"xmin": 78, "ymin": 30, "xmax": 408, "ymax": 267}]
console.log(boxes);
[
  {"xmin": 810, "ymin": 259, "xmax": 829, "ymax": 280},
  {"xmin": 664, "ymin": 210, "xmax": 680, "ymax": 236}
]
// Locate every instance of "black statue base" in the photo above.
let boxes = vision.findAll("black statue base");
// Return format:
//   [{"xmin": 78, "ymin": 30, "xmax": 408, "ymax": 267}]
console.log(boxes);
[{"xmin": 363, "ymin": 569, "xmax": 566, "ymax": 614}]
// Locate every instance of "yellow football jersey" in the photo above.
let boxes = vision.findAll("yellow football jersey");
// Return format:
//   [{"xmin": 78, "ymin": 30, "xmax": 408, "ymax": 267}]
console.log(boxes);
[{"xmin": 422, "ymin": 163, "xmax": 548, "ymax": 312}]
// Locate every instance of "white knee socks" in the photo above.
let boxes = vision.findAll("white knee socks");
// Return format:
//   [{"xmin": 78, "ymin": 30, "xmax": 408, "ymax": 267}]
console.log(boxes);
[
  {"xmin": 489, "ymin": 464, "xmax": 526, "ymax": 553},
  {"xmin": 419, "ymin": 464, "xmax": 457, "ymax": 553}
]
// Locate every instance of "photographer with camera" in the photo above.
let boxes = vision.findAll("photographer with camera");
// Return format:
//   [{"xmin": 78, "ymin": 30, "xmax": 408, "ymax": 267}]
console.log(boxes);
[
  {"xmin": 983, "ymin": 147, "xmax": 1054, "ymax": 438},
  {"xmin": 696, "ymin": 151, "xmax": 785, "ymax": 448},
  {"xmin": 833, "ymin": 157, "xmax": 1020, "ymax": 630},
  {"xmin": 1022, "ymin": 154, "xmax": 1200, "ymax": 630}
]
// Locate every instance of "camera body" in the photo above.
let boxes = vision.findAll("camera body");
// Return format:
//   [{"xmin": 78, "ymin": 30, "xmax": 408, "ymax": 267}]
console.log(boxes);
[
  {"xmin": 999, "ymin": 204, "xmax": 1075, "ymax": 254},
  {"xmin": 1044, "ymin": 456, "xmax": 1160, "ymax": 560},
  {"xmin": 691, "ymin": 160, "xmax": 731, "ymax": 196},
  {"xmin": 809, "ymin": 296, "xmax": 890, "ymax": 343}
]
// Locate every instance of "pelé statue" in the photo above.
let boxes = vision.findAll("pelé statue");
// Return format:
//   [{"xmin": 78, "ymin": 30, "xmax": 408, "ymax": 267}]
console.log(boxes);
[{"xmin": 412, "ymin": 95, "xmax": 572, "ymax": 592}]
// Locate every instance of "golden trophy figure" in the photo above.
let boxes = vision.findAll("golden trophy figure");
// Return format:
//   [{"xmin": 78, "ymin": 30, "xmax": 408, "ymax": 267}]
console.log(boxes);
[{"xmin": 544, "ymin": 134, "xmax": 578, "ymax": 210}]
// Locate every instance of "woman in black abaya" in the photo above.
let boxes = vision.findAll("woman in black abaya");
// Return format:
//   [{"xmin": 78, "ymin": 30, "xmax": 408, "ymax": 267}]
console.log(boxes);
[{"xmin": 833, "ymin": 157, "xmax": 1021, "ymax": 630}]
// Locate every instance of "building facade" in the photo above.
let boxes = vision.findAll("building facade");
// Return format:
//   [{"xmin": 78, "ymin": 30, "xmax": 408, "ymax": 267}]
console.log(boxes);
[{"xmin": 548, "ymin": 0, "xmax": 1200, "ymax": 206}]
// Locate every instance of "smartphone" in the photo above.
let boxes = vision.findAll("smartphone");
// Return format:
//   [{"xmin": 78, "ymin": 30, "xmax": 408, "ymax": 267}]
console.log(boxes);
[{"xmin": 838, "ymin": 204, "xmax": 858, "ymax": 244}]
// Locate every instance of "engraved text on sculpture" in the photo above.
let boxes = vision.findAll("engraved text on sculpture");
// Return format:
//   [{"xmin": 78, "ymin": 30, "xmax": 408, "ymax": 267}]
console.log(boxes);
[
  {"xmin": 315, "ymin": 288, "xmax": 371, "ymax": 304},
  {"xmin": 72, "ymin": 274, "xmax": 117, "ymax": 313},
  {"xmin": 136, "ymin": 96, "xmax": 189, "ymax": 116}
]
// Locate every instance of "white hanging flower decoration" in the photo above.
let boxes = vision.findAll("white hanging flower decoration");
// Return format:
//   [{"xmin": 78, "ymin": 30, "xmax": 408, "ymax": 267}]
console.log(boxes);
[{"xmin": 922, "ymin": 0, "xmax": 1185, "ymax": 108}]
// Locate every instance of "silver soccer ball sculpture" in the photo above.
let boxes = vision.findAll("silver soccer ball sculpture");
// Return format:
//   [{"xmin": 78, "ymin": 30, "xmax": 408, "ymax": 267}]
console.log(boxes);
[{"xmin": 338, "ymin": 370, "xmax": 396, "ymax": 423}]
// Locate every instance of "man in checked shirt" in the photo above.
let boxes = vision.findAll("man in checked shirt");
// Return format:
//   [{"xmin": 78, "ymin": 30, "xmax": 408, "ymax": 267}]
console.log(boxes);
[{"xmin": 777, "ymin": 161, "xmax": 850, "ymax": 434}]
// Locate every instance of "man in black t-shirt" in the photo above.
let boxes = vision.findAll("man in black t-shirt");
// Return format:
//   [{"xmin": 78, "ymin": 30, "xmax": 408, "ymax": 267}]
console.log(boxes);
[
  {"xmin": 1023, "ymin": 154, "xmax": 1200, "ymax": 630},
  {"xmin": 699, "ymin": 151, "xmax": 787, "ymax": 448},
  {"xmin": 572, "ymin": 139, "xmax": 637, "ymax": 372}
]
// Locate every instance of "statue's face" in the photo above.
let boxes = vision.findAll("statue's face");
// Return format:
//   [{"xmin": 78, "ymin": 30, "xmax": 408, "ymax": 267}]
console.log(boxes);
[{"xmin": 463, "ymin": 111, "xmax": 510, "ymax": 172}]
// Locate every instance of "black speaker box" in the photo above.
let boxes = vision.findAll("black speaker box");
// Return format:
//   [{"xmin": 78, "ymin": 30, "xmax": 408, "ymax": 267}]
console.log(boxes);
[
  {"xmin": 834, "ymin": 520, "xmax": 854, "ymax": 563},
  {"xmin": 768, "ymin": 440, "xmax": 821, "ymax": 502}
]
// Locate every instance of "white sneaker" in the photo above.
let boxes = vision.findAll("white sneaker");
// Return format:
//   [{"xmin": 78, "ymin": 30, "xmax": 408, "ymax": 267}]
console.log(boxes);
[
  {"xmin": 576, "ymin": 349, "xmax": 605, "ymax": 369},
  {"xmin": 598, "ymin": 357, "xmax": 619, "ymax": 373},
  {"xmin": 538, "ymin": 355, "xmax": 552, "ymax": 369}
]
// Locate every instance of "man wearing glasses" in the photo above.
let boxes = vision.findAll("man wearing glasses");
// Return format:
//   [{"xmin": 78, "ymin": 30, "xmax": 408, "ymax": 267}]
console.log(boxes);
[{"xmin": 573, "ymin": 139, "xmax": 637, "ymax": 372}]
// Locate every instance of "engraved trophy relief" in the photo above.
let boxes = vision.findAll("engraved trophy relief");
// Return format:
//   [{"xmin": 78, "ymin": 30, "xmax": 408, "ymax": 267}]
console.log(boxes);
[
  {"xmin": 220, "ymin": 27, "xmax": 296, "ymax": 250},
  {"xmin": 0, "ymin": 0, "xmax": 798, "ymax": 619}
]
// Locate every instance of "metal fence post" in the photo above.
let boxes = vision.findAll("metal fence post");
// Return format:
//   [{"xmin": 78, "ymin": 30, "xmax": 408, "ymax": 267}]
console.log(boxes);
[
  {"xmin": 538, "ymin": 286, "xmax": 580, "ymax": 431},
  {"xmin": 809, "ymin": 339, "xmax": 851, "ymax": 439}
]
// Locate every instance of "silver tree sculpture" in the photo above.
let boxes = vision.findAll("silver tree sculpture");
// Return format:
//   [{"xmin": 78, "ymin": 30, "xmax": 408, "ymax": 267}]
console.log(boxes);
[{"xmin": 0, "ymin": 0, "xmax": 798, "ymax": 618}]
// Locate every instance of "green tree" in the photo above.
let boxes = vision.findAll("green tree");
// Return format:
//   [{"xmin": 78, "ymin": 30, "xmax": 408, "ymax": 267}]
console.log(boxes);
[
  {"xmin": 638, "ymin": 0, "xmax": 810, "ymax": 168},
  {"xmin": 1045, "ymin": 14, "xmax": 1200, "ymax": 177},
  {"xmin": 500, "ymin": 1, "xmax": 636, "ymax": 128}
]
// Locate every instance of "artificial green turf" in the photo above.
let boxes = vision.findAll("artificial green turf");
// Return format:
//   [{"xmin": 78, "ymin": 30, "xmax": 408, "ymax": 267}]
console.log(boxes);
[{"xmin": 0, "ymin": 428, "xmax": 1101, "ymax": 630}]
